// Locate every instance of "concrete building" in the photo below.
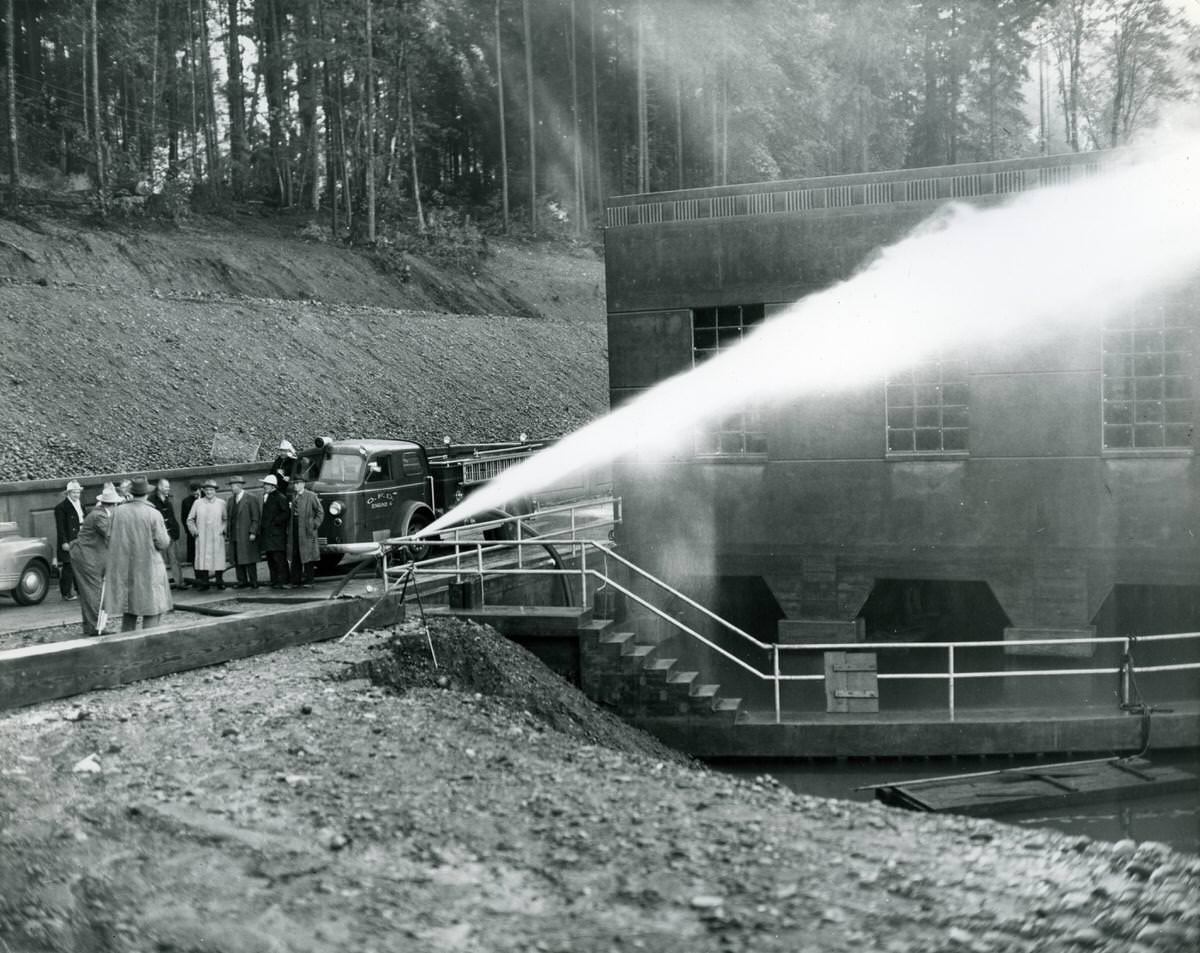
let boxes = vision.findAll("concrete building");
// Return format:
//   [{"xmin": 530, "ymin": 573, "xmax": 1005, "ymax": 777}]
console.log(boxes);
[{"xmin": 603, "ymin": 151, "xmax": 1199, "ymax": 715}]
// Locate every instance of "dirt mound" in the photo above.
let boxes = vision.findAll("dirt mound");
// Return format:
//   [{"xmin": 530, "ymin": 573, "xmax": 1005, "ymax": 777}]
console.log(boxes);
[
  {"xmin": 356, "ymin": 618, "xmax": 689, "ymax": 764},
  {"xmin": 0, "ymin": 212, "xmax": 607, "ymax": 482}
]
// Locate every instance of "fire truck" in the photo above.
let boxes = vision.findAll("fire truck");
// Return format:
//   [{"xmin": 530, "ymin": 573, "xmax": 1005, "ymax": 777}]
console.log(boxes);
[{"xmin": 287, "ymin": 436, "xmax": 545, "ymax": 568}]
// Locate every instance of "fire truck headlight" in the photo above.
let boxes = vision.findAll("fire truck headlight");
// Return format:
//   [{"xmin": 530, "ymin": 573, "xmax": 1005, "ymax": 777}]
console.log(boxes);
[{"xmin": 328, "ymin": 501, "xmax": 344, "ymax": 516}]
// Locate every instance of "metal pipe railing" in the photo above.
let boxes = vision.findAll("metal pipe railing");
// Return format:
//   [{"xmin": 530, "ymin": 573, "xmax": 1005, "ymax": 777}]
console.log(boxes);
[{"xmin": 390, "ymin": 512, "xmax": 1199, "ymax": 722}]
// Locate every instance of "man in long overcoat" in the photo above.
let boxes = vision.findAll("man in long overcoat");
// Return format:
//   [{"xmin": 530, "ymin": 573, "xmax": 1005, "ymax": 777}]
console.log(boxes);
[
  {"xmin": 258, "ymin": 474, "xmax": 291, "ymax": 588},
  {"xmin": 187, "ymin": 479, "xmax": 228, "ymax": 590},
  {"xmin": 225, "ymin": 475, "xmax": 262, "ymax": 589},
  {"xmin": 287, "ymin": 475, "xmax": 324, "ymax": 587},
  {"xmin": 103, "ymin": 479, "xmax": 173, "ymax": 631},
  {"xmin": 70, "ymin": 485, "xmax": 122, "ymax": 635},
  {"xmin": 180, "ymin": 482, "xmax": 202, "ymax": 565}
]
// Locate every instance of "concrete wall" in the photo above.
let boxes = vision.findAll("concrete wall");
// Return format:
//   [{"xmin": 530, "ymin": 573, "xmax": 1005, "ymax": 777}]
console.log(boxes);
[{"xmin": 604, "ymin": 151, "xmax": 1200, "ymax": 653}]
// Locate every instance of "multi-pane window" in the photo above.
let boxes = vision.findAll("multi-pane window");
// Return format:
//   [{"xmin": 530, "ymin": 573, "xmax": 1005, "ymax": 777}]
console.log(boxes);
[
  {"xmin": 692, "ymin": 304, "xmax": 767, "ymax": 456},
  {"xmin": 1102, "ymin": 311, "xmax": 1193, "ymax": 451},
  {"xmin": 885, "ymin": 357, "xmax": 969, "ymax": 455}
]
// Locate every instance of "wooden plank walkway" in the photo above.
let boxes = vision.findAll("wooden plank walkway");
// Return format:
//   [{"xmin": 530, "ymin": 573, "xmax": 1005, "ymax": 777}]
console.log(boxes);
[{"xmin": 867, "ymin": 756, "xmax": 1200, "ymax": 817}]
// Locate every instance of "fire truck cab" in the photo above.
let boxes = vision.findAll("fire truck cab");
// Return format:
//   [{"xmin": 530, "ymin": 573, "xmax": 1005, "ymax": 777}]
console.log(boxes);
[{"xmin": 293, "ymin": 436, "xmax": 541, "ymax": 567}]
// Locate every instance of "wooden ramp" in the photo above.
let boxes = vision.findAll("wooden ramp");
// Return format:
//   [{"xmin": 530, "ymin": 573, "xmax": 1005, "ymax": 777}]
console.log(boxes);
[{"xmin": 867, "ymin": 756, "xmax": 1200, "ymax": 817}]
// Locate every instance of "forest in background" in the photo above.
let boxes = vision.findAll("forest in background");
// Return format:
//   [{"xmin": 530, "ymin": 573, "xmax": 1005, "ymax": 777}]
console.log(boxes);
[{"xmin": 1, "ymin": 0, "xmax": 1197, "ymax": 239}]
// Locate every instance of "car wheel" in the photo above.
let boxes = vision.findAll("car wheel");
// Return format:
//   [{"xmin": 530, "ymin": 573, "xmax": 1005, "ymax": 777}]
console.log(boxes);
[{"xmin": 12, "ymin": 559, "xmax": 49, "ymax": 606}]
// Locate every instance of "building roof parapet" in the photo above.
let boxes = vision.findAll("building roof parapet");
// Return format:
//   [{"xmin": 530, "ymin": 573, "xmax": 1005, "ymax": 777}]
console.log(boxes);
[{"xmin": 605, "ymin": 150, "xmax": 1122, "ymax": 229}]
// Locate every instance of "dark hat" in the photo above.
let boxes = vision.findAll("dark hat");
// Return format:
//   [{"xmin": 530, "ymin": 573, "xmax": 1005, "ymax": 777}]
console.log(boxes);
[
  {"xmin": 129, "ymin": 478, "xmax": 152, "ymax": 497},
  {"xmin": 291, "ymin": 473, "xmax": 307, "ymax": 482},
  {"xmin": 189, "ymin": 481, "xmax": 202, "ymax": 491},
  {"xmin": 228, "ymin": 475, "xmax": 246, "ymax": 486},
  {"xmin": 201, "ymin": 479, "xmax": 219, "ymax": 490}
]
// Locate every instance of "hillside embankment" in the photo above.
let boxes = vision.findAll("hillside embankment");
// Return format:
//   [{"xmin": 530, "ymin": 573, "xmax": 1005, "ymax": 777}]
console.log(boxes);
[{"xmin": 0, "ymin": 207, "xmax": 607, "ymax": 482}]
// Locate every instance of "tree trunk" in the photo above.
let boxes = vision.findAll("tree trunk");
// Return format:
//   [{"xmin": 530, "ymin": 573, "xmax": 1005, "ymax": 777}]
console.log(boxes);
[
  {"xmin": 403, "ymin": 40, "xmax": 424, "ymax": 231},
  {"xmin": 674, "ymin": 69, "xmax": 683, "ymax": 189},
  {"xmin": 337, "ymin": 62, "xmax": 351, "ymax": 227},
  {"xmin": 185, "ymin": 0, "xmax": 198, "ymax": 177},
  {"xmin": 149, "ymin": 0, "xmax": 160, "ymax": 187},
  {"xmin": 365, "ymin": 0, "xmax": 375, "ymax": 241},
  {"xmin": 569, "ymin": 0, "xmax": 585, "ymax": 232},
  {"xmin": 635, "ymin": 0, "xmax": 647, "ymax": 193},
  {"xmin": 588, "ymin": 0, "xmax": 602, "ymax": 224},
  {"xmin": 227, "ymin": 0, "xmax": 246, "ymax": 196},
  {"xmin": 495, "ymin": 0, "xmax": 509, "ymax": 232},
  {"xmin": 198, "ymin": 0, "xmax": 218, "ymax": 180},
  {"xmin": 81, "ymin": 23, "xmax": 89, "ymax": 142},
  {"xmin": 90, "ymin": 0, "xmax": 104, "ymax": 192},
  {"xmin": 6, "ymin": 0, "xmax": 18, "ymax": 208},
  {"xmin": 522, "ymin": 0, "xmax": 535, "ymax": 230}
]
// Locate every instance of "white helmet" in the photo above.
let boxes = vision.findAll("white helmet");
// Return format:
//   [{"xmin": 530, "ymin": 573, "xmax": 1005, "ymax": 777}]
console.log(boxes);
[{"xmin": 277, "ymin": 439, "xmax": 295, "ymax": 455}]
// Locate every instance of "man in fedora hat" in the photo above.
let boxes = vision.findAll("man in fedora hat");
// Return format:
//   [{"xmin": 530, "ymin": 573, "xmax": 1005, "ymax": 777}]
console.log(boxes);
[
  {"xmin": 225, "ymin": 475, "xmax": 262, "ymax": 589},
  {"xmin": 103, "ymin": 479, "xmax": 173, "ymax": 631},
  {"xmin": 54, "ymin": 479, "xmax": 85, "ymax": 600},
  {"xmin": 71, "ymin": 485, "xmax": 122, "ymax": 635},
  {"xmin": 287, "ymin": 474, "xmax": 323, "ymax": 588},
  {"xmin": 186, "ymin": 478, "xmax": 228, "ymax": 590},
  {"xmin": 259, "ymin": 474, "xmax": 291, "ymax": 588}
]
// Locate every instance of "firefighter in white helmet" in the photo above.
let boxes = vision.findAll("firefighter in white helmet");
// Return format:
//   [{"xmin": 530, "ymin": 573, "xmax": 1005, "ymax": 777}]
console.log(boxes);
[{"xmin": 271, "ymin": 439, "xmax": 299, "ymax": 494}]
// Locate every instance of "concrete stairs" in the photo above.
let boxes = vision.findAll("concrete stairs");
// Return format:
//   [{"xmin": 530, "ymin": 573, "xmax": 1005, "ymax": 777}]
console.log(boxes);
[
  {"xmin": 426, "ymin": 603, "xmax": 743, "ymax": 724},
  {"xmin": 581, "ymin": 624, "xmax": 743, "ymax": 723}
]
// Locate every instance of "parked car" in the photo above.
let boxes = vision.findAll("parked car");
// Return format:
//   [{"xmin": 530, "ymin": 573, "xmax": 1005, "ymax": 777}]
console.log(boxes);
[{"xmin": 0, "ymin": 522, "xmax": 53, "ymax": 606}]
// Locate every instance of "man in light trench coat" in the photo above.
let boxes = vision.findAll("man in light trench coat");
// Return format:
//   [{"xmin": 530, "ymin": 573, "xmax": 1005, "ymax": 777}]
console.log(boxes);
[
  {"xmin": 103, "ymin": 479, "xmax": 173, "ymax": 631},
  {"xmin": 187, "ymin": 479, "xmax": 228, "ymax": 590}
]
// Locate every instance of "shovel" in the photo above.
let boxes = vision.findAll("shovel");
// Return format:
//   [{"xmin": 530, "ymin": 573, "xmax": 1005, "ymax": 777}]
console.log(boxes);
[{"xmin": 96, "ymin": 578, "xmax": 108, "ymax": 636}]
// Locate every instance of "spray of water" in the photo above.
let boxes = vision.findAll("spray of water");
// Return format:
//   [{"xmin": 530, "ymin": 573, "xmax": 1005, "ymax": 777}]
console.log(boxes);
[{"xmin": 422, "ymin": 135, "xmax": 1200, "ymax": 537}]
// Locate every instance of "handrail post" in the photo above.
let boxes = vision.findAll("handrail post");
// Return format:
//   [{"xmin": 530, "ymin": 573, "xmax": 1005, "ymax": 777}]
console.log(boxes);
[
  {"xmin": 948, "ymin": 645, "xmax": 956, "ymax": 721},
  {"xmin": 516, "ymin": 518, "xmax": 523, "ymax": 569},
  {"xmin": 773, "ymin": 645, "xmax": 781, "ymax": 725},
  {"xmin": 476, "ymin": 542, "xmax": 485, "ymax": 608},
  {"xmin": 454, "ymin": 527, "xmax": 462, "ymax": 580},
  {"xmin": 580, "ymin": 541, "xmax": 588, "ymax": 609},
  {"xmin": 1121, "ymin": 636, "xmax": 1131, "ymax": 707}
]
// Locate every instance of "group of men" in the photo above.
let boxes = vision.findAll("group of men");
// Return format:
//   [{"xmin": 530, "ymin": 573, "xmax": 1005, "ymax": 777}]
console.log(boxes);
[{"xmin": 53, "ymin": 440, "xmax": 327, "ymax": 635}]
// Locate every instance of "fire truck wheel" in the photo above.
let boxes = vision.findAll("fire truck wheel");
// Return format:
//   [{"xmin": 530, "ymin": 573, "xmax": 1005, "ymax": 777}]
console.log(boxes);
[{"xmin": 399, "ymin": 508, "xmax": 436, "ymax": 562}]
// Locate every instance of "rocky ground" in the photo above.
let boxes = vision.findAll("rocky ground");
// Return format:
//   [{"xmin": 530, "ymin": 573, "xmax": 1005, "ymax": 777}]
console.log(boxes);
[
  {"xmin": 0, "ymin": 207, "xmax": 607, "ymax": 482},
  {"xmin": 1, "ymin": 619, "xmax": 1197, "ymax": 953}
]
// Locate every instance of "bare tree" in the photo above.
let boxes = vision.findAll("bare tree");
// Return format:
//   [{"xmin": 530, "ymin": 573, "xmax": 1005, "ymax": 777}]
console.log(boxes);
[
  {"xmin": 495, "ymin": 0, "xmax": 509, "ymax": 232},
  {"xmin": 523, "ymin": 0, "xmax": 535, "ymax": 230},
  {"xmin": 6, "ymin": 0, "xmax": 18, "ymax": 209},
  {"xmin": 365, "ymin": 0, "xmax": 375, "ymax": 241}
]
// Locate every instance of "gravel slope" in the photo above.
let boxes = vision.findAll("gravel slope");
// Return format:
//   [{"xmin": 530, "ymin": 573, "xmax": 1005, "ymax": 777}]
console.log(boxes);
[
  {"xmin": 0, "ymin": 620, "xmax": 1196, "ymax": 953},
  {"xmin": 0, "ymin": 211, "xmax": 607, "ymax": 482}
]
